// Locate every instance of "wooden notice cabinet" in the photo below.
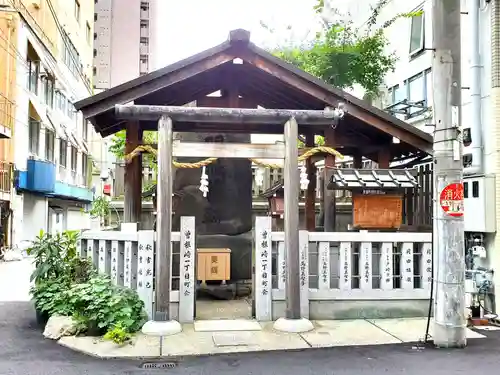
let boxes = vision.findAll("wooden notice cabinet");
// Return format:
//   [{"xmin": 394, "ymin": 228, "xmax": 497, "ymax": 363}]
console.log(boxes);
[{"xmin": 197, "ymin": 248, "xmax": 231, "ymax": 283}]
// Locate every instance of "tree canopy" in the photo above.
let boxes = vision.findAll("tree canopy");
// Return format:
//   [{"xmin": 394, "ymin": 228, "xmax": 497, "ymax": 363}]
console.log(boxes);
[{"xmin": 271, "ymin": 0, "xmax": 418, "ymax": 98}]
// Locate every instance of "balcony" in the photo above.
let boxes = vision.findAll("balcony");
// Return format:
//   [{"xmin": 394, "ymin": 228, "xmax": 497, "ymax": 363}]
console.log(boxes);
[
  {"xmin": 15, "ymin": 159, "xmax": 93, "ymax": 202},
  {"xmin": 0, "ymin": 97, "xmax": 13, "ymax": 138},
  {"xmin": 0, "ymin": 161, "xmax": 13, "ymax": 201}
]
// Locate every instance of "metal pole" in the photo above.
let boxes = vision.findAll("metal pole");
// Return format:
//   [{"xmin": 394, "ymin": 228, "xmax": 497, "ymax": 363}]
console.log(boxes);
[
  {"xmin": 283, "ymin": 117, "xmax": 301, "ymax": 319},
  {"xmin": 432, "ymin": 0, "xmax": 466, "ymax": 348},
  {"xmin": 155, "ymin": 115, "xmax": 173, "ymax": 321}
]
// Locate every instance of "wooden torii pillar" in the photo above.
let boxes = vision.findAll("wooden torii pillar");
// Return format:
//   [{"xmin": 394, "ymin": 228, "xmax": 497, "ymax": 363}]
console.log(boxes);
[{"xmin": 124, "ymin": 122, "xmax": 142, "ymax": 228}]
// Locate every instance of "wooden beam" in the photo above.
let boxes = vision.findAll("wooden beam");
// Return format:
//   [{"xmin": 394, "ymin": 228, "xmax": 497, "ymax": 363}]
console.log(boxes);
[
  {"xmin": 81, "ymin": 51, "xmax": 236, "ymax": 119},
  {"xmin": 353, "ymin": 153, "xmax": 363, "ymax": 169},
  {"xmin": 305, "ymin": 133, "xmax": 316, "ymax": 231},
  {"xmin": 283, "ymin": 117, "xmax": 301, "ymax": 319},
  {"xmin": 124, "ymin": 122, "xmax": 142, "ymax": 223},
  {"xmin": 378, "ymin": 147, "xmax": 391, "ymax": 168},
  {"xmin": 155, "ymin": 115, "xmax": 173, "ymax": 320},
  {"xmin": 172, "ymin": 141, "xmax": 285, "ymax": 159},
  {"xmin": 115, "ymin": 105, "xmax": 341, "ymax": 125}
]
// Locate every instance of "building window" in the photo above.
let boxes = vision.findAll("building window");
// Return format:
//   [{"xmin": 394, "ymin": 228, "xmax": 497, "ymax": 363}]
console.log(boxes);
[
  {"xmin": 41, "ymin": 75, "xmax": 55, "ymax": 108},
  {"xmin": 70, "ymin": 146, "xmax": 78, "ymax": 172},
  {"xmin": 74, "ymin": 0, "xmax": 81, "ymax": 23},
  {"xmin": 45, "ymin": 129, "xmax": 55, "ymax": 162},
  {"xmin": 61, "ymin": 30, "xmax": 82, "ymax": 80},
  {"xmin": 59, "ymin": 139, "xmax": 67, "ymax": 167},
  {"xmin": 81, "ymin": 152, "xmax": 88, "ymax": 182},
  {"xmin": 86, "ymin": 22, "xmax": 91, "ymax": 44},
  {"xmin": 140, "ymin": 55, "xmax": 148, "ymax": 74},
  {"xmin": 27, "ymin": 58, "xmax": 39, "ymax": 94},
  {"xmin": 29, "ymin": 119, "xmax": 40, "ymax": 155},
  {"xmin": 409, "ymin": 11, "xmax": 425, "ymax": 57},
  {"xmin": 385, "ymin": 69, "xmax": 431, "ymax": 119},
  {"xmin": 82, "ymin": 120, "xmax": 88, "ymax": 142}
]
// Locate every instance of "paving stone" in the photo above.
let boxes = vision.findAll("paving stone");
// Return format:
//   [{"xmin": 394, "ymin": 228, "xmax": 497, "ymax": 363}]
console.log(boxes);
[
  {"xmin": 212, "ymin": 332, "xmax": 257, "ymax": 347},
  {"xmin": 194, "ymin": 319, "xmax": 262, "ymax": 332}
]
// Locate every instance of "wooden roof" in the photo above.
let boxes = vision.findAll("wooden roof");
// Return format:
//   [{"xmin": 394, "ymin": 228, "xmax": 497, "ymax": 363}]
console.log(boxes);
[{"xmin": 75, "ymin": 29, "xmax": 432, "ymax": 159}]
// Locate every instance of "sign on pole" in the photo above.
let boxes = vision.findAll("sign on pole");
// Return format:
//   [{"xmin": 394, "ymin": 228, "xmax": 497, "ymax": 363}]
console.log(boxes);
[{"xmin": 439, "ymin": 182, "xmax": 464, "ymax": 217}]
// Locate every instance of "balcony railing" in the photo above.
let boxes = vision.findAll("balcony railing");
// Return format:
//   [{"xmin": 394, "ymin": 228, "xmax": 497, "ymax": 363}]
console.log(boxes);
[
  {"xmin": 0, "ymin": 97, "xmax": 14, "ymax": 132},
  {"xmin": 0, "ymin": 161, "xmax": 12, "ymax": 193}
]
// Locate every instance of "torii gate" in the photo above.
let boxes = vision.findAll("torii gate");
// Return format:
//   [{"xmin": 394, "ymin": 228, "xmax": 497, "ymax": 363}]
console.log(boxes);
[{"xmin": 115, "ymin": 104, "xmax": 343, "ymax": 335}]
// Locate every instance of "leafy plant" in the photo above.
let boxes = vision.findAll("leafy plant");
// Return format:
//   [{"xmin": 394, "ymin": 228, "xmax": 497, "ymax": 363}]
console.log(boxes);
[
  {"xmin": 30, "ymin": 278, "xmax": 73, "ymax": 316},
  {"xmin": 65, "ymin": 275, "xmax": 147, "ymax": 334},
  {"xmin": 104, "ymin": 322, "xmax": 132, "ymax": 345},
  {"xmin": 88, "ymin": 196, "xmax": 111, "ymax": 221},
  {"xmin": 27, "ymin": 231, "xmax": 69, "ymax": 283}
]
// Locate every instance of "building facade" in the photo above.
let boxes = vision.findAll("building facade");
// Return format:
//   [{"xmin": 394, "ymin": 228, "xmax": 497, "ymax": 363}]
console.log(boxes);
[
  {"xmin": 341, "ymin": 0, "xmax": 499, "ymax": 311},
  {"xmin": 93, "ymin": 0, "xmax": 158, "ymax": 90},
  {"xmin": 0, "ymin": 0, "xmax": 97, "ymax": 245}
]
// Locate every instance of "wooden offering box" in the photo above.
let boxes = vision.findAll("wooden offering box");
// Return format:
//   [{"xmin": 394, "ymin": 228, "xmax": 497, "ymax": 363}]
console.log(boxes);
[{"xmin": 197, "ymin": 248, "xmax": 231, "ymax": 283}]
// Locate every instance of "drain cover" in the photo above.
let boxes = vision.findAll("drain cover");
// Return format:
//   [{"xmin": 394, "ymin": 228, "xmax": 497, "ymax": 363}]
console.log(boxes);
[{"xmin": 141, "ymin": 362, "xmax": 177, "ymax": 369}]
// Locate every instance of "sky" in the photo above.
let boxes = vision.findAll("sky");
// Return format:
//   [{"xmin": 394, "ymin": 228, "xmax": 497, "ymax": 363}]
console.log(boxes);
[{"xmin": 154, "ymin": 0, "xmax": 319, "ymax": 68}]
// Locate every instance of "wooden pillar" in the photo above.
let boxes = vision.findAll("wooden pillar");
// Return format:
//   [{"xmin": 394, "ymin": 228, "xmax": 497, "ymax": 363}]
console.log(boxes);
[
  {"xmin": 353, "ymin": 152, "xmax": 363, "ymax": 169},
  {"xmin": 283, "ymin": 117, "xmax": 301, "ymax": 319},
  {"xmin": 378, "ymin": 148, "xmax": 391, "ymax": 168},
  {"xmin": 323, "ymin": 127, "xmax": 336, "ymax": 232},
  {"xmin": 124, "ymin": 122, "xmax": 142, "ymax": 224},
  {"xmin": 305, "ymin": 133, "xmax": 316, "ymax": 231},
  {"xmin": 155, "ymin": 116, "xmax": 173, "ymax": 320}
]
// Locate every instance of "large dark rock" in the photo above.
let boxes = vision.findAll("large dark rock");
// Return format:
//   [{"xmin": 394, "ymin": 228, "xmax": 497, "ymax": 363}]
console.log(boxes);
[
  {"xmin": 172, "ymin": 132, "xmax": 253, "ymax": 281},
  {"xmin": 172, "ymin": 132, "xmax": 253, "ymax": 236}
]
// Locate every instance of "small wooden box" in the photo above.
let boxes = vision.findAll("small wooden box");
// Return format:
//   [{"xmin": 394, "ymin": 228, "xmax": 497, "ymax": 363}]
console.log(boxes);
[{"xmin": 197, "ymin": 248, "xmax": 231, "ymax": 282}]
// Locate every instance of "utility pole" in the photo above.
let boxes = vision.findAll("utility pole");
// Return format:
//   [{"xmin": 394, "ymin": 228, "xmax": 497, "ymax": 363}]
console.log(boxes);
[{"xmin": 432, "ymin": 0, "xmax": 467, "ymax": 348}]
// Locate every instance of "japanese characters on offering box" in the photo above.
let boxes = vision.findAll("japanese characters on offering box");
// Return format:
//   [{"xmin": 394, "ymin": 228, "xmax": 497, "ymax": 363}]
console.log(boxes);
[
  {"xmin": 260, "ymin": 230, "xmax": 269, "ymax": 296},
  {"xmin": 210, "ymin": 255, "xmax": 218, "ymax": 275},
  {"xmin": 137, "ymin": 243, "xmax": 153, "ymax": 289},
  {"xmin": 182, "ymin": 230, "xmax": 193, "ymax": 296}
]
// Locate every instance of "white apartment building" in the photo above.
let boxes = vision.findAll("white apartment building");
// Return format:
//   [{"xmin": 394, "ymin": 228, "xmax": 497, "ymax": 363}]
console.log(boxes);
[
  {"xmin": 342, "ymin": 0, "xmax": 499, "ymax": 311},
  {"xmin": 8, "ymin": 2, "xmax": 97, "ymax": 245}
]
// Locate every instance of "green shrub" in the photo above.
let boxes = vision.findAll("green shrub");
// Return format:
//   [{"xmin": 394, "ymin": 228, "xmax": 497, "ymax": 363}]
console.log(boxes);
[
  {"xmin": 29, "ymin": 230, "xmax": 147, "ymax": 340},
  {"xmin": 30, "ymin": 278, "xmax": 73, "ymax": 316},
  {"xmin": 65, "ymin": 275, "xmax": 147, "ymax": 334}
]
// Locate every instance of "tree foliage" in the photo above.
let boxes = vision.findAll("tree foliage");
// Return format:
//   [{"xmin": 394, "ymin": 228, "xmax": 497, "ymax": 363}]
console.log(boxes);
[{"xmin": 272, "ymin": 0, "xmax": 420, "ymax": 98}]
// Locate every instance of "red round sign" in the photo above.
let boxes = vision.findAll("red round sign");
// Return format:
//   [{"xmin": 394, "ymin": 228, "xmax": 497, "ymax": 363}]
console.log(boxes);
[{"xmin": 439, "ymin": 182, "xmax": 464, "ymax": 217}]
